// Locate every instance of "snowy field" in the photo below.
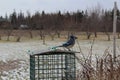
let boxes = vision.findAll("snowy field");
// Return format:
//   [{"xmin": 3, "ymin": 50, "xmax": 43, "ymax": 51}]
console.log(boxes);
[{"xmin": 0, "ymin": 39, "xmax": 120, "ymax": 80}]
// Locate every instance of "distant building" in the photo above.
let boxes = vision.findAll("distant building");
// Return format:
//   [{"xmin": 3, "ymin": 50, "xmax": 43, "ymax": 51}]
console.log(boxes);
[{"xmin": 19, "ymin": 24, "xmax": 29, "ymax": 29}]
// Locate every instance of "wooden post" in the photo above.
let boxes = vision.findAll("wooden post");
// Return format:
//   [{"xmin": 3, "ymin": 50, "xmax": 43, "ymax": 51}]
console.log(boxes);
[{"xmin": 113, "ymin": 2, "xmax": 117, "ymax": 62}]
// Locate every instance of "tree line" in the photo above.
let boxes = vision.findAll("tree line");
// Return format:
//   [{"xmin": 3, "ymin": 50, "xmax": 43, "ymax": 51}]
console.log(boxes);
[{"xmin": 0, "ymin": 8, "xmax": 120, "ymax": 41}]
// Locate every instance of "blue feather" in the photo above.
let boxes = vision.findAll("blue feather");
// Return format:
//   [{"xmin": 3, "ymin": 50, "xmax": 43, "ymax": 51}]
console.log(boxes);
[{"xmin": 51, "ymin": 35, "xmax": 77, "ymax": 51}]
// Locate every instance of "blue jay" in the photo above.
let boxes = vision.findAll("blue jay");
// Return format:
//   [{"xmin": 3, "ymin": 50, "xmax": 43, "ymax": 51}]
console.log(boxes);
[{"xmin": 52, "ymin": 35, "xmax": 77, "ymax": 51}]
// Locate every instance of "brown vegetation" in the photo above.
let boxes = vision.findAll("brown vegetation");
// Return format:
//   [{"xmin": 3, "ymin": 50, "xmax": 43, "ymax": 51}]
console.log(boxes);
[
  {"xmin": 0, "ymin": 60, "xmax": 23, "ymax": 72},
  {"xmin": 76, "ymin": 54, "xmax": 120, "ymax": 80}
]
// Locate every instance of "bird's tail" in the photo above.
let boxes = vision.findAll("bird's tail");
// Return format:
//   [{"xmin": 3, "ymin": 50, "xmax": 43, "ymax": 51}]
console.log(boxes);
[{"xmin": 51, "ymin": 45, "xmax": 63, "ymax": 50}]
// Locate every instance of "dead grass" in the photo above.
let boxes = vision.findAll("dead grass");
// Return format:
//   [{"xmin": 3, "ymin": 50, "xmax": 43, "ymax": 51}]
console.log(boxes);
[
  {"xmin": 0, "ymin": 59, "xmax": 24, "ymax": 72},
  {"xmin": 76, "ymin": 47, "xmax": 120, "ymax": 80},
  {"xmin": 0, "ymin": 30, "xmax": 115, "ymax": 42},
  {"xmin": 75, "ymin": 37, "xmax": 120, "ymax": 80}
]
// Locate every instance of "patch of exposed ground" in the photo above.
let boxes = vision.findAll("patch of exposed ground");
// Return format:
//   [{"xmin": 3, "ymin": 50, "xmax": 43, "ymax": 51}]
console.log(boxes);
[
  {"xmin": 0, "ymin": 59, "xmax": 29, "ymax": 80},
  {"xmin": 0, "ymin": 59, "xmax": 24, "ymax": 72}
]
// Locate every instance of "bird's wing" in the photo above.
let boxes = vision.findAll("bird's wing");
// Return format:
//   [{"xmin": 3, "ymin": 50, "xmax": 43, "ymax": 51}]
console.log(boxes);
[
  {"xmin": 62, "ymin": 39, "xmax": 73, "ymax": 47},
  {"xmin": 55, "ymin": 37, "xmax": 76, "ymax": 48},
  {"xmin": 62, "ymin": 42, "xmax": 70, "ymax": 46}
]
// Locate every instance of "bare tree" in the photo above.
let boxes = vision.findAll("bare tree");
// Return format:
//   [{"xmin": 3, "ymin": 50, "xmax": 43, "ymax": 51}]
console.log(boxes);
[
  {"xmin": 26, "ymin": 11, "xmax": 33, "ymax": 39},
  {"xmin": 87, "ymin": 4, "xmax": 102, "ymax": 38},
  {"xmin": 101, "ymin": 11, "xmax": 112, "ymax": 41},
  {"xmin": 82, "ymin": 11, "xmax": 92, "ymax": 39},
  {"xmin": 15, "ymin": 11, "xmax": 25, "ymax": 42},
  {"xmin": 4, "ymin": 24, "xmax": 13, "ymax": 41}
]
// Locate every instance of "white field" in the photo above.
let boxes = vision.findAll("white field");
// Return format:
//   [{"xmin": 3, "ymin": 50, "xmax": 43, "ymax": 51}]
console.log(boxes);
[{"xmin": 0, "ymin": 38, "xmax": 120, "ymax": 80}]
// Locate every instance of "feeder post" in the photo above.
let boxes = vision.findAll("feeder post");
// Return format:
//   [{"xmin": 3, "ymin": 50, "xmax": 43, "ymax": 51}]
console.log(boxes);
[{"xmin": 113, "ymin": 2, "xmax": 117, "ymax": 62}]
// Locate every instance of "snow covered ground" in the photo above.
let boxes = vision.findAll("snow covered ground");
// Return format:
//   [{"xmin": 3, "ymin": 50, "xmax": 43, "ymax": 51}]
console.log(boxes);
[{"xmin": 0, "ymin": 39, "xmax": 120, "ymax": 79}]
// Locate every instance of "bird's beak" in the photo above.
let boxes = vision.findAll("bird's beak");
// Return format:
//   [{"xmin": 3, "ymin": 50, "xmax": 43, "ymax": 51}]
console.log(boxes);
[{"xmin": 75, "ymin": 36, "xmax": 77, "ymax": 39}]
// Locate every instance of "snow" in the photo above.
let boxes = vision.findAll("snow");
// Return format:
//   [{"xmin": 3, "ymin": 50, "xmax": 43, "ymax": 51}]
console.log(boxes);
[
  {"xmin": 1, "ymin": 60, "xmax": 29, "ymax": 80},
  {"xmin": 0, "ymin": 39, "xmax": 120, "ymax": 79}
]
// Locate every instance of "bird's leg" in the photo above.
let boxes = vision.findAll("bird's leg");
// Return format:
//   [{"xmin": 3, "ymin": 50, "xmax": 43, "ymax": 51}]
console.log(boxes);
[{"xmin": 68, "ymin": 48, "xmax": 71, "ymax": 51}]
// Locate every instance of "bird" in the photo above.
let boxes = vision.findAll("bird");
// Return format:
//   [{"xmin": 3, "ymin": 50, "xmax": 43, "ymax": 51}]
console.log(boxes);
[{"xmin": 52, "ymin": 35, "xmax": 77, "ymax": 51}]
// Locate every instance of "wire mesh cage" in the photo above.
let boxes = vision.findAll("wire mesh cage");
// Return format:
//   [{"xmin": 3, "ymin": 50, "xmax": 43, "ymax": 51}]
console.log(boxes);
[{"xmin": 30, "ymin": 50, "xmax": 76, "ymax": 80}]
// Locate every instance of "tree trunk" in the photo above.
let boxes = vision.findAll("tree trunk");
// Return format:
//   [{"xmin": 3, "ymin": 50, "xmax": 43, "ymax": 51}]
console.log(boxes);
[
  {"xmin": 29, "ymin": 31, "xmax": 33, "ymax": 39},
  {"xmin": 107, "ymin": 34, "xmax": 110, "ymax": 41},
  {"xmin": 51, "ymin": 35, "xmax": 54, "ymax": 41},
  {"xmin": 7, "ymin": 36, "xmax": 10, "ymax": 41},
  {"xmin": 50, "ymin": 32, "xmax": 55, "ymax": 41},
  {"xmin": 16, "ymin": 36, "xmax": 21, "ymax": 42},
  {"xmin": 6, "ymin": 30, "xmax": 12, "ymax": 41},
  {"xmin": 86, "ymin": 32, "xmax": 91, "ymax": 39},
  {"xmin": 39, "ymin": 30, "xmax": 43, "ymax": 40},
  {"xmin": 40, "ymin": 34, "xmax": 43, "ymax": 40},
  {"xmin": 57, "ymin": 32, "xmax": 60, "ymax": 38},
  {"xmin": 94, "ymin": 32, "xmax": 97, "ymax": 38},
  {"xmin": 105, "ymin": 32, "xmax": 110, "ymax": 41},
  {"xmin": 56, "ymin": 31, "xmax": 61, "ymax": 38}
]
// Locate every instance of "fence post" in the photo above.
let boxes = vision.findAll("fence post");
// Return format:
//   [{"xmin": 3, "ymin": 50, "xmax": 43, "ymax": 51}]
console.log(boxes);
[{"xmin": 113, "ymin": 2, "xmax": 117, "ymax": 62}]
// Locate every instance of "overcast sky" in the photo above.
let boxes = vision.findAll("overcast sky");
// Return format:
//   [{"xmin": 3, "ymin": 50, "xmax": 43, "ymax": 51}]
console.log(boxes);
[{"xmin": 0, "ymin": 0, "xmax": 120, "ymax": 16}]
